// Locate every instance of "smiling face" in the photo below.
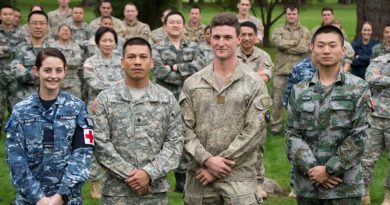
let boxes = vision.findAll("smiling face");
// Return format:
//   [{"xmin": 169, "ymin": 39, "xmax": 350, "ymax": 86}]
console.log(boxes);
[
  {"xmin": 211, "ymin": 25, "xmax": 240, "ymax": 60},
  {"xmin": 98, "ymin": 31, "xmax": 116, "ymax": 56},
  {"xmin": 285, "ymin": 8, "xmax": 299, "ymax": 25},
  {"xmin": 165, "ymin": 14, "xmax": 184, "ymax": 38},
  {"xmin": 124, "ymin": 4, "xmax": 138, "ymax": 22},
  {"xmin": 189, "ymin": 8, "xmax": 201, "ymax": 25},
  {"xmin": 58, "ymin": 25, "xmax": 71, "ymax": 41},
  {"xmin": 28, "ymin": 13, "xmax": 48, "ymax": 39},
  {"xmin": 33, "ymin": 56, "xmax": 66, "ymax": 93},
  {"xmin": 121, "ymin": 44, "xmax": 153, "ymax": 85},
  {"xmin": 311, "ymin": 32, "xmax": 344, "ymax": 69},
  {"xmin": 361, "ymin": 23, "xmax": 372, "ymax": 41},
  {"xmin": 239, "ymin": 26, "xmax": 256, "ymax": 50}
]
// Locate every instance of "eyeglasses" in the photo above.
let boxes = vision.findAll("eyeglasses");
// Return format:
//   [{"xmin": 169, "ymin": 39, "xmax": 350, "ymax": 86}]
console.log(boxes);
[
  {"xmin": 240, "ymin": 33, "xmax": 255, "ymax": 38},
  {"xmin": 29, "ymin": 21, "xmax": 47, "ymax": 26}
]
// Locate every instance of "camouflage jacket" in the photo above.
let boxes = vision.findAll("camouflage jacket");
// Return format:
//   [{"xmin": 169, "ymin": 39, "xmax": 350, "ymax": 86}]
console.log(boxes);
[
  {"xmin": 65, "ymin": 19, "xmax": 94, "ymax": 49},
  {"xmin": 90, "ymin": 81, "xmax": 183, "ymax": 196},
  {"xmin": 286, "ymin": 69, "xmax": 371, "ymax": 199},
  {"xmin": 89, "ymin": 16, "xmax": 123, "ymax": 34},
  {"xmin": 48, "ymin": 8, "xmax": 72, "ymax": 38},
  {"xmin": 0, "ymin": 25, "xmax": 25, "ymax": 78},
  {"xmin": 371, "ymin": 42, "xmax": 390, "ymax": 59},
  {"xmin": 342, "ymin": 40, "xmax": 355, "ymax": 66},
  {"xmin": 365, "ymin": 54, "xmax": 390, "ymax": 119},
  {"xmin": 152, "ymin": 37, "xmax": 205, "ymax": 99},
  {"xmin": 179, "ymin": 61, "xmax": 271, "ymax": 181},
  {"xmin": 184, "ymin": 23, "xmax": 206, "ymax": 43},
  {"xmin": 83, "ymin": 51, "xmax": 123, "ymax": 103},
  {"xmin": 198, "ymin": 42, "xmax": 214, "ymax": 66},
  {"xmin": 237, "ymin": 46, "xmax": 273, "ymax": 79},
  {"xmin": 271, "ymin": 23, "xmax": 311, "ymax": 75},
  {"xmin": 149, "ymin": 27, "xmax": 167, "ymax": 46},
  {"xmin": 119, "ymin": 20, "xmax": 151, "ymax": 41},
  {"xmin": 6, "ymin": 90, "xmax": 93, "ymax": 204}
]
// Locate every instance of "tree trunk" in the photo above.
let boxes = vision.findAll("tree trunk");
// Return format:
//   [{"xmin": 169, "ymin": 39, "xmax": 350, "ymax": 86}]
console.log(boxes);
[
  {"xmin": 82, "ymin": 0, "xmax": 94, "ymax": 7},
  {"xmin": 189, "ymin": 0, "xmax": 194, "ymax": 5},
  {"xmin": 356, "ymin": 0, "xmax": 390, "ymax": 41},
  {"xmin": 338, "ymin": 0, "xmax": 352, "ymax": 4}
]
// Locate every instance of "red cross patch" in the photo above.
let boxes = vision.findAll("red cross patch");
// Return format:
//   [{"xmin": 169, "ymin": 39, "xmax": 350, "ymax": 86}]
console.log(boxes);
[{"xmin": 84, "ymin": 129, "xmax": 94, "ymax": 145}]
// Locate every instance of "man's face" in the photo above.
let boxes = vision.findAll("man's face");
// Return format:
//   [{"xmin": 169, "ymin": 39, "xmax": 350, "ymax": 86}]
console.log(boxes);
[
  {"xmin": 165, "ymin": 14, "xmax": 184, "ymax": 38},
  {"xmin": 237, "ymin": 0, "xmax": 251, "ymax": 16},
  {"xmin": 189, "ymin": 8, "xmax": 201, "ymax": 25},
  {"xmin": 100, "ymin": 2, "xmax": 112, "ymax": 17},
  {"xmin": 58, "ymin": 0, "xmax": 69, "ymax": 7},
  {"xmin": 124, "ymin": 5, "xmax": 138, "ymax": 22},
  {"xmin": 121, "ymin": 45, "xmax": 153, "ymax": 83},
  {"xmin": 239, "ymin": 26, "xmax": 256, "ymax": 50},
  {"xmin": 321, "ymin": 10, "xmax": 333, "ymax": 25},
  {"xmin": 58, "ymin": 26, "xmax": 71, "ymax": 41},
  {"xmin": 13, "ymin": 10, "xmax": 22, "ymax": 26},
  {"xmin": 210, "ymin": 25, "xmax": 240, "ymax": 60},
  {"xmin": 311, "ymin": 32, "xmax": 344, "ymax": 68},
  {"xmin": 101, "ymin": 18, "xmax": 113, "ymax": 28},
  {"xmin": 1, "ymin": 8, "xmax": 14, "ymax": 26},
  {"xmin": 285, "ymin": 8, "xmax": 299, "ymax": 25},
  {"xmin": 361, "ymin": 23, "xmax": 372, "ymax": 41},
  {"xmin": 28, "ymin": 14, "xmax": 48, "ymax": 39},
  {"xmin": 72, "ymin": 7, "xmax": 84, "ymax": 23},
  {"xmin": 384, "ymin": 26, "xmax": 390, "ymax": 43}
]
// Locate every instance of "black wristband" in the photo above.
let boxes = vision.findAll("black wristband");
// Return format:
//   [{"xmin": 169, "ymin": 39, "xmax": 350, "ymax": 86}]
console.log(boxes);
[{"xmin": 60, "ymin": 194, "xmax": 69, "ymax": 202}]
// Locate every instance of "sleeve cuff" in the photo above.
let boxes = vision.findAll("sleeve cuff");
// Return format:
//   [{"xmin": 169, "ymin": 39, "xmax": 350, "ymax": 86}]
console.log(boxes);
[
  {"xmin": 197, "ymin": 152, "xmax": 213, "ymax": 167},
  {"xmin": 325, "ymin": 156, "xmax": 343, "ymax": 175},
  {"xmin": 142, "ymin": 164, "xmax": 158, "ymax": 182},
  {"xmin": 57, "ymin": 185, "xmax": 71, "ymax": 197}
]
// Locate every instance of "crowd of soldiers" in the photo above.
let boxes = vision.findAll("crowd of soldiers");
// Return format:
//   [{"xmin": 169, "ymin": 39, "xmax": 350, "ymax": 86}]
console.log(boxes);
[{"xmin": 0, "ymin": 0, "xmax": 389, "ymax": 204}]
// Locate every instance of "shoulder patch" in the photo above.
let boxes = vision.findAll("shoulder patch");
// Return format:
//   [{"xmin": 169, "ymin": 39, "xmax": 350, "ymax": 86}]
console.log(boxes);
[
  {"xmin": 89, "ymin": 99, "xmax": 103, "ymax": 114},
  {"xmin": 260, "ymin": 97, "xmax": 271, "ymax": 108}
]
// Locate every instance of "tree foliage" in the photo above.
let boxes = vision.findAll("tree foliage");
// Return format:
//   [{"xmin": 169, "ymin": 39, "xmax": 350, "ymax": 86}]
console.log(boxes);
[{"xmin": 0, "ymin": 0, "xmax": 15, "ymax": 8}]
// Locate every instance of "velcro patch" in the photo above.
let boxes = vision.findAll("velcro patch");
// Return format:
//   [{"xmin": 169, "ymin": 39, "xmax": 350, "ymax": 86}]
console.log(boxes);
[
  {"xmin": 83, "ymin": 129, "xmax": 94, "ymax": 145},
  {"xmin": 58, "ymin": 115, "xmax": 77, "ymax": 120}
]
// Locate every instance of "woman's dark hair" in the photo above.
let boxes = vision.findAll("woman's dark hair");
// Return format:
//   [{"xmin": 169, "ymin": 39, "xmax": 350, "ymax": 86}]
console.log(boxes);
[
  {"xmin": 35, "ymin": 48, "xmax": 67, "ymax": 69},
  {"xmin": 95, "ymin": 26, "xmax": 118, "ymax": 46}
]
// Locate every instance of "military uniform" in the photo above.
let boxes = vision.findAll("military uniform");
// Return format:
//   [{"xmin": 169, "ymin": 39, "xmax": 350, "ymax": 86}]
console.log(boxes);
[
  {"xmin": 48, "ymin": 8, "xmax": 72, "ymax": 38},
  {"xmin": 9, "ymin": 39, "xmax": 54, "ymax": 107},
  {"xmin": 237, "ymin": 46, "xmax": 273, "ymax": 79},
  {"xmin": 52, "ymin": 41, "xmax": 83, "ymax": 98},
  {"xmin": 6, "ymin": 90, "xmax": 93, "ymax": 205},
  {"xmin": 371, "ymin": 42, "xmax": 390, "ymax": 59},
  {"xmin": 0, "ymin": 25, "xmax": 24, "ymax": 127},
  {"xmin": 152, "ymin": 37, "xmax": 205, "ymax": 99},
  {"xmin": 150, "ymin": 27, "xmax": 167, "ymax": 46},
  {"xmin": 271, "ymin": 23, "xmax": 310, "ymax": 133},
  {"xmin": 87, "ymin": 35, "xmax": 124, "ymax": 59},
  {"xmin": 64, "ymin": 19, "xmax": 94, "ymax": 60},
  {"xmin": 119, "ymin": 20, "xmax": 151, "ymax": 41},
  {"xmin": 89, "ymin": 16, "xmax": 123, "ymax": 34},
  {"xmin": 238, "ymin": 15, "xmax": 264, "ymax": 42},
  {"xmin": 286, "ymin": 70, "xmax": 371, "ymax": 201},
  {"xmin": 180, "ymin": 61, "xmax": 271, "ymax": 204},
  {"xmin": 342, "ymin": 40, "xmax": 355, "ymax": 68},
  {"xmin": 184, "ymin": 23, "xmax": 206, "ymax": 43},
  {"xmin": 362, "ymin": 55, "xmax": 390, "ymax": 190},
  {"xmin": 90, "ymin": 81, "xmax": 183, "ymax": 204}
]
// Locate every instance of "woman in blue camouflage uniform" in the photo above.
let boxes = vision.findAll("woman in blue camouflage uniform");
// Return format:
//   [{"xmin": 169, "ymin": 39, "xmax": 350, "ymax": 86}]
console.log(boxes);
[{"xmin": 6, "ymin": 48, "xmax": 94, "ymax": 205}]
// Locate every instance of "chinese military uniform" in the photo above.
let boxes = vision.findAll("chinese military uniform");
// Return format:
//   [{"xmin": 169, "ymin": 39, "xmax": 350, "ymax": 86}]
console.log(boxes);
[{"xmin": 371, "ymin": 42, "xmax": 390, "ymax": 59}]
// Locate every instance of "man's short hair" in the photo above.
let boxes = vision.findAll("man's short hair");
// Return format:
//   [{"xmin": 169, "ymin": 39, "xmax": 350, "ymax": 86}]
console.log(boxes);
[
  {"xmin": 240, "ymin": 21, "xmax": 257, "ymax": 34},
  {"xmin": 321, "ymin": 6, "xmax": 333, "ymax": 14},
  {"xmin": 311, "ymin": 25, "xmax": 344, "ymax": 46},
  {"xmin": 100, "ymin": 15, "xmax": 112, "ymax": 23},
  {"xmin": 385, "ymin": 23, "xmax": 390, "ymax": 28},
  {"xmin": 164, "ymin": 11, "xmax": 185, "ymax": 25},
  {"xmin": 99, "ymin": 0, "xmax": 112, "ymax": 7},
  {"xmin": 285, "ymin": 4, "xmax": 299, "ymax": 13},
  {"xmin": 124, "ymin": 3, "xmax": 137, "ymax": 11},
  {"xmin": 13, "ymin": 7, "xmax": 21, "ymax": 13},
  {"xmin": 95, "ymin": 27, "xmax": 118, "ymax": 45},
  {"xmin": 73, "ymin": 5, "xmax": 84, "ymax": 10},
  {"xmin": 190, "ymin": 5, "xmax": 201, "ymax": 13},
  {"xmin": 1, "ymin": 5, "xmax": 13, "ymax": 12},
  {"xmin": 210, "ymin": 12, "xmax": 240, "ymax": 36},
  {"xmin": 122, "ymin": 37, "xmax": 152, "ymax": 56},
  {"xmin": 28, "ymin": 10, "xmax": 48, "ymax": 23}
]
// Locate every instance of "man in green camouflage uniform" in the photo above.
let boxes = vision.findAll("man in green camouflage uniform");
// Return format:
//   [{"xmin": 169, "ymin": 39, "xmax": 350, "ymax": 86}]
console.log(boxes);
[
  {"xmin": 180, "ymin": 13, "xmax": 270, "ymax": 205},
  {"xmin": 184, "ymin": 5, "xmax": 206, "ymax": 43},
  {"xmin": 371, "ymin": 23, "xmax": 390, "ymax": 59},
  {"xmin": 47, "ymin": 0, "xmax": 72, "ymax": 38},
  {"xmin": 119, "ymin": 3, "xmax": 151, "ymax": 41},
  {"xmin": 10, "ymin": 11, "xmax": 53, "ymax": 107},
  {"xmin": 271, "ymin": 5, "xmax": 310, "ymax": 134},
  {"xmin": 286, "ymin": 25, "xmax": 371, "ymax": 204},
  {"xmin": 237, "ymin": 0, "xmax": 264, "ymax": 43},
  {"xmin": 89, "ymin": 0, "xmax": 123, "ymax": 34},
  {"xmin": 90, "ymin": 37, "xmax": 183, "ymax": 205},
  {"xmin": 361, "ymin": 54, "xmax": 390, "ymax": 205},
  {"xmin": 237, "ymin": 21, "xmax": 273, "ymax": 199},
  {"xmin": 0, "ymin": 5, "xmax": 24, "ymax": 129}
]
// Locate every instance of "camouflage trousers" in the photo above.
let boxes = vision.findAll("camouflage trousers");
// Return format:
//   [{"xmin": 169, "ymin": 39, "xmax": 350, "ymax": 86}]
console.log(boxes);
[
  {"xmin": 101, "ymin": 193, "xmax": 168, "ymax": 205},
  {"xmin": 184, "ymin": 173, "xmax": 262, "ymax": 205},
  {"xmin": 296, "ymin": 197, "xmax": 362, "ymax": 205},
  {"xmin": 255, "ymin": 129, "xmax": 267, "ymax": 184},
  {"xmin": 362, "ymin": 116, "xmax": 390, "ymax": 189},
  {"xmin": 270, "ymin": 75, "xmax": 288, "ymax": 133}
]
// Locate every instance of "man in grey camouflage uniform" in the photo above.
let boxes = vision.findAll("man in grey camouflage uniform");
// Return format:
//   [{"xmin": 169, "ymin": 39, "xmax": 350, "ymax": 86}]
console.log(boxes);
[
  {"xmin": 371, "ymin": 23, "xmax": 390, "ymax": 59},
  {"xmin": 237, "ymin": 20, "xmax": 273, "ymax": 199},
  {"xmin": 47, "ymin": 0, "xmax": 72, "ymax": 38},
  {"xmin": 10, "ymin": 11, "xmax": 53, "ymax": 107},
  {"xmin": 184, "ymin": 5, "xmax": 206, "ymax": 43},
  {"xmin": 286, "ymin": 25, "xmax": 371, "ymax": 204},
  {"xmin": 180, "ymin": 13, "xmax": 270, "ymax": 205},
  {"xmin": 0, "ymin": 5, "xmax": 24, "ymax": 129},
  {"xmin": 361, "ymin": 54, "xmax": 390, "ymax": 205},
  {"xmin": 90, "ymin": 37, "xmax": 183, "ymax": 205},
  {"xmin": 119, "ymin": 3, "xmax": 151, "ymax": 41},
  {"xmin": 271, "ymin": 5, "xmax": 310, "ymax": 134},
  {"xmin": 237, "ymin": 0, "xmax": 264, "ymax": 43},
  {"xmin": 150, "ymin": 8, "xmax": 171, "ymax": 45},
  {"xmin": 89, "ymin": 0, "xmax": 123, "ymax": 34}
]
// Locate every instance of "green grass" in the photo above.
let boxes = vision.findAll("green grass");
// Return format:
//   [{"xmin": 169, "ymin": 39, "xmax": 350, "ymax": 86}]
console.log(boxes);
[{"xmin": 1, "ymin": 1, "xmax": 386, "ymax": 204}]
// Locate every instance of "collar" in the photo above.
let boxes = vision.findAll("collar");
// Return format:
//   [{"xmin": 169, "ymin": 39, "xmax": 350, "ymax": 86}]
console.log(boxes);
[
  {"xmin": 309, "ymin": 67, "xmax": 345, "ymax": 87},
  {"xmin": 118, "ymin": 81, "xmax": 161, "ymax": 102},
  {"xmin": 200, "ymin": 60, "xmax": 245, "ymax": 91},
  {"xmin": 31, "ymin": 90, "xmax": 65, "ymax": 109}
]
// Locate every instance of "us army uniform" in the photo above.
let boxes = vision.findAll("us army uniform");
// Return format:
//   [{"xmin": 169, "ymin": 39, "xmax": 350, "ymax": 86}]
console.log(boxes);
[
  {"xmin": 180, "ymin": 61, "xmax": 270, "ymax": 204},
  {"xmin": 52, "ymin": 41, "xmax": 83, "ymax": 99},
  {"xmin": 6, "ymin": 90, "xmax": 93, "ymax": 204},
  {"xmin": 65, "ymin": 18, "xmax": 94, "ymax": 60},
  {"xmin": 48, "ymin": 8, "xmax": 72, "ymax": 38},
  {"xmin": 90, "ymin": 81, "xmax": 183, "ymax": 205},
  {"xmin": 362, "ymin": 54, "xmax": 390, "ymax": 191},
  {"xmin": 237, "ymin": 46, "xmax": 273, "ymax": 189},
  {"xmin": 238, "ymin": 15, "xmax": 264, "ymax": 42},
  {"xmin": 184, "ymin": 23, "xmax": 206, "ymax": 43},
  {"xmin": 9, "ymin": 39, "xmax": 54, "ymax": 107},
  {"xmin": 286, "ymin": 70, "xmax": 371, "ymax": 202},
  {"xmin": 150, "ymin": 27, "xmax": 167, "ymax": 45},
  {"xmin": 342, "ymin": 40, "xmax": 355, "ymax": 69},
  {"xmin": 271, "ymin": 22, "xmax": 310, "ymax": 133},
  {"xmin": 119, "ymin": 20, "xmax": 151, "ymax": 41},
  {"xmin": 89, "ymin": 16, "xmax": 123, "ymax": 34},
  {"xmin": 371, "ymin": 42, "xmax": 390, "ymax": 59},
  {"xmin": 0, "ymin": 25, "xmax": 24, "ymax": 128},
  {"xmin": 152, "ymin": 37, "xmax": 205, "ymax": 99}
]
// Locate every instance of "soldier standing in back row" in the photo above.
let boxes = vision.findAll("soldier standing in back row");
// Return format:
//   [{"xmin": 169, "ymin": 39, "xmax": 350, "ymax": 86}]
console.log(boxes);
[
  {"xmin": 89, "ymin": 0, "xmax": 123, "ymax": 34},
  {"xmin": 119, "ymin": 3, "xmax": 151, "ymax": 41},
  {"xmin": 371, "ymin": 23, "xmax": 390, "ymax": 59},
  {"xmin": 270, "ymin": 5, "xmax": 310, "ymax": 135},
  {"xmin": 237, "ymin": 0, "xmax": 264, "ymax": 43},
  {"xmin": 184, "ymin": 5, "xmax": 206, "ymax": 43},
  {"xmin": 47, "ymin": 0, "xmax": 72, "ymax": 38}
]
